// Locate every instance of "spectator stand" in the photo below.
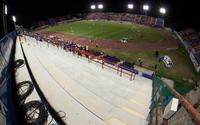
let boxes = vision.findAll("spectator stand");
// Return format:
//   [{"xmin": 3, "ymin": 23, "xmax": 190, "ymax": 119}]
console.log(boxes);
[
  {"xmin": 23, "ymin": 31, "xmax": 140, "ymax": 81},
  {"xmin": 155, "ymin": 18, "xmax": 164, "ymax": 28},
  {"xmin": 178, "ymin": 28, "xmax": 200, "ymax": 71},
  {"xmin": 140, "ymin": 15, "xmax": 149, "ymax": 25}
]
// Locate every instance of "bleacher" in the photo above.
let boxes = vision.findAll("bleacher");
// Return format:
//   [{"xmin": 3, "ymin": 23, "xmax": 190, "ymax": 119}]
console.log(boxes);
[
  {"xmin": 86, "ymin": 12, "xmax": 164, "ymax": 27},
  {"xmin": 140, "ymin": 15, "xmax": 148, "ymax": 24},
  {"xmin": 33, "ymin": 15, "xmax": 71, "ymax": 28},
  {"xmin": 123, "ymin": 13, "xmax": 134, "ymax": 22},
  {"xmin": 179, "ymin": 28, "xmax": 200, "ymax": 65}
]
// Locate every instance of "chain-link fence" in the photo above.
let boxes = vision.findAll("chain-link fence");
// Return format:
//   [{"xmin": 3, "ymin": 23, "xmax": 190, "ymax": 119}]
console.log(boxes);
[{"xmin": 149, "ymin": 75, "xmax": 200, "ymax": 125}]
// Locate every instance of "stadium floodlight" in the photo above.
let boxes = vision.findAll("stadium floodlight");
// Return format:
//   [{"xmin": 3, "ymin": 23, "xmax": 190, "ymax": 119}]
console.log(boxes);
[
  {"xmin": 5, "ymin": 5, "xmax": 7, "ymax": 15},
  {"xmin": 128, "ymin": 4, "xmax": 134, "ymax": 9},
  {"xmin": 91, "ymin": 5, "xmax": 96, "ymax": 10},
  {"xmin": 12, "ymin": 16, "xmax": 16, "ymax": 23},
  {"xmin": 160, "ymin": 7, "xmax": 166, "ymax": 14},
  {"xmin": 143, "ymin": 5, "xmax": 149, "ymax": 11},
  {"xmin": 98, "ymin": 4, "xmax": 103, "ymax": 9}
]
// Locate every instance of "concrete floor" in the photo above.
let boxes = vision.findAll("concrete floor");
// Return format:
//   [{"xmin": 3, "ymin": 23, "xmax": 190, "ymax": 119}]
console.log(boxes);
[
  {"xmin": 17, "ymin": 35, "xmax": 152, "ymax": 125},
  {"xmin": 15, "ymin": 36, "xmax": 57, "ymax": 124}
]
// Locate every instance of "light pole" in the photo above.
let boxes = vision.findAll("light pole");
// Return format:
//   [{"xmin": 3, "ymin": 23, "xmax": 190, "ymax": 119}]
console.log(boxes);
[
  {"xmin": 127, "ymin": 3, "xmax": 134, "ymax": 13},
  {"xmin": 128, "ymin": 3, "xmax": 134, "ymax": 10},
  {"xmin": 3, "ymin": 2, "xmax": 8, "ymax": 35},
  {"xmin": 159, "ymin": 7, "xmax": 166, "ymax": 27},
  {"xmin": 91, "ymin": 4, "xmax": 96, "ymax": 10},
  {"xmin": 159, "ymin": 7, "xmax": 166, "ymax": 18},
  {"xmin": 12, "ymin": 16, "xmax": 17, "ymax": 30},
  {"xmin": 98, "ymin": 4, "xmax": 103, "ymax": 10},
  {"xmin": 143, "ymin": 4, "xmax": 149, "ymax": 15}
]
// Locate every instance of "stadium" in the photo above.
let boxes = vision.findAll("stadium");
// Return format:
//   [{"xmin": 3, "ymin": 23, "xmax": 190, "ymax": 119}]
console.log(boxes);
[{"xmin": 0, "ymin": 1, "xmax": 200, "ymax": 125}]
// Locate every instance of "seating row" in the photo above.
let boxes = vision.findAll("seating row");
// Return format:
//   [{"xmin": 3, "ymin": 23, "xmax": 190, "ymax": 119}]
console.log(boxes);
[{"xmin": 86, "ymin": 12, "xmax": 164, "ymax": 27}]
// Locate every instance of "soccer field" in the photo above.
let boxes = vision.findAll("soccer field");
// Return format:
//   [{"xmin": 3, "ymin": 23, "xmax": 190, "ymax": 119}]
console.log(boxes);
[{"xmin": 45, "ymin": 20, "xmax": 163, "ymax": 43}]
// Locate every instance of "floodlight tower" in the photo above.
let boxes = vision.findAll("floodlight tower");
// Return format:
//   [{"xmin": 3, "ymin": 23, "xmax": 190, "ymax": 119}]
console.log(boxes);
[
  {"xmin": 160, "ymin": 7, "xmax": 166, "ymax": 17},
  {"xmin": 91, "ymin": 4, "xmax": 96, "ymax": 10},
  {"xmin": 159, "ymin": 7, "xmax": 166, "ymax": 26},
  {"xmin": 127, "ymin": 3, "xmax": 134, "ymax": 12},
  {"xmin": 12, "ymin": 16, "xmax": 17, "ymax": 30},
  {"xmin": 143, "ymin": 4, "xmax": 149, "ymax": 15},
  {"xmin": 2, "ymin": 1, "xmax": 8, "ymax": 35},
  {"xmin": 128, "ymin": 4, "xmax": 134, "ymax": 10},
  {"xmin": 98, "ymin": 4, "xmax": 103, "ymax": 10}
]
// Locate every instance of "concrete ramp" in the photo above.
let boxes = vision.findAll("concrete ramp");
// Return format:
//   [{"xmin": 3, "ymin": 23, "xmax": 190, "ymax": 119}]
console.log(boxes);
[{"xmin": 18, "ymin": 35, "xmax": 152, "ymax": 125}]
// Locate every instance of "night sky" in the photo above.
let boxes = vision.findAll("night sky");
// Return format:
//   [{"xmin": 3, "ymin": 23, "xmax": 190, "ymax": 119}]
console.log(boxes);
[{"xmin": 1, "ymin": 0, "xmax": 200, "ymax": 37}]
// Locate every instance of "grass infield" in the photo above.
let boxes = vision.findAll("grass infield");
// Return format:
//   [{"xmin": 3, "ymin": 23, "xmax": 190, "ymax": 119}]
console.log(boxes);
[
  {"xmin": 45, "ymin": 20, "xmax": 163, "ymax": 43},
  {"xmin": 90, "ymin": 45, "xmax": 197, "ymax": 88}
]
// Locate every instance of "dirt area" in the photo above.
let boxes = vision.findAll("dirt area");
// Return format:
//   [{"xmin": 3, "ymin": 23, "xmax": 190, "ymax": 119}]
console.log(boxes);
[{"xmin": 36, "ymin": 28, "xmax": 179, "ymax": 51}]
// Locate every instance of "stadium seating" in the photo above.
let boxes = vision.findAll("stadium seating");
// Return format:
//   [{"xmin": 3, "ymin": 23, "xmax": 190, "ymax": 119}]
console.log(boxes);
[
  {"xmin": 140, "ymin": 15, "xmax": 148, "ymax": 25},
  {"xmin": 45, "ymin": 19, "xmax": 51, "ymax": 25},
  {"xmin": 123, "ymin": 13, "xmax": 134, "ymax": 22},
  {"xmin": 150, "ymin": 17, "xmax": 157, "ymax": 26},
  {"xmin": 49, "ymin": 18, "xmax": 56, "ymax": 25},
  {"xmin": 33, "ymin": 15, "xmax": 78, "ymax": 28},
  {"xmin": 38, "ymin": 21, "xmax": 46, "ymax": 26},
  {"xmin": 133, "ymin": 15, "xmax": 142, "ymax": 24},
  {"xmin": 194, "ymin": 52, "xmax": 200, "ymax": 64},
  {"xmin": 54, "ymin": 17, "xmax": 60, "ymax": 23},
  {"xmin": 86, "ymin": 13, "xmax": 93, "ymax": 20},
  {"xmin": 179, "ymin": 28, "xmax": 200, "ymax": 64},
  {"xmin": 33, "ymin": 22, "xmax": 40, "ymax": 28},
  {"xmin": 85, "ymin": 12, "xmax": 164, "ymax": 27},
  {"xmin": 33, "ymin": 12, "xmax": 165, "ymax": 29},
  {"xmin": 58, "ymin": 16, "xmax": 65, "ymax": 22},
  {"xmin": 155, "ymin": 18, "xmax": 164, "ymax": 27}
]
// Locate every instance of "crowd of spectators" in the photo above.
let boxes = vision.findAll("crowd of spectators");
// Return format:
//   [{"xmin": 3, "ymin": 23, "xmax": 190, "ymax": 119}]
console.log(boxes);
[{"xmin": 86, "ymin": 12, "xmax": 164, "ymax": 27}]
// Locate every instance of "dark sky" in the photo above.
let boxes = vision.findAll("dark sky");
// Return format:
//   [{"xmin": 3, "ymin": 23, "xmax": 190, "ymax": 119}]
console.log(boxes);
[{"xmin": 1, "ymin": 0, "xmax": 200, "ymax": 34}]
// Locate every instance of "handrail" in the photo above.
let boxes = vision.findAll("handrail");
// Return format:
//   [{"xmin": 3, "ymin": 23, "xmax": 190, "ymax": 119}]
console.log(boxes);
[
  {"xmin": 72, "ymin": 46, "xmax": 136, "ymax": 77},
  {"xmin": 163, "ymin": 78, "xmax": 200, "ymax": 124},
  {"xmin": 73, "ymin": 47, "xmax": 136, "ymax": 80}
]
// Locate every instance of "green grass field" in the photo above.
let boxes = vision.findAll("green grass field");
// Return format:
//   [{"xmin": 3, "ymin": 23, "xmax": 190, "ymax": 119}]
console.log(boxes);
[
  {"xmin": 90, "ymin": 46, "xmax": 197, "ymax": 88},
  {"xmin": 45, "ymin": 20, "xmax": 163, "ymax": 42}
]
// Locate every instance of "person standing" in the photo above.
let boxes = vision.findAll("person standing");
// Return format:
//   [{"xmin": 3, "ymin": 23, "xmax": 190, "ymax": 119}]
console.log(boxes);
[
  {"xmin": 155, "ymin": 64, "xmax": 157, "ymax": 70},
  {"xmin": 96, "ymin": 43, "xmax": 99, "ymax": 48},
  {"xmin": 155, "ymin": 50, "xmax": 159, "ymax": 58},
  {"xmin": 138, "ymin": 58, "xmax": 142, "ymax": 66},
  {"xmin": 159, "ymin": 56, "xmax": 163, "ymax": 62}
]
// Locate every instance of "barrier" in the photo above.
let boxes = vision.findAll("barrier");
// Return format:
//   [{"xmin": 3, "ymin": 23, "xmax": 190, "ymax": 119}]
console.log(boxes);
[
  {"xmin": 142, "ymin": 73, "xmax": 153, "ymax": 80},
  {"xmin": 0, "ymin": 31, "xmax": 17, "ymax": 125},
  {"xmin": 71, "ymin": 47, "xmax": 137, "ymax": 80},
  {"xmin": 118, "ymin": 64, "xmax": 139, "ymax": 74},
  {"xmin": 150, "ymin": 76, "xmax": 200, "ymax": 125}
]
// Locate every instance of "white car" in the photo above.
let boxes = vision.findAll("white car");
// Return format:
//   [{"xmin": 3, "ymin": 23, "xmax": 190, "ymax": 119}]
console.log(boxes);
[{"xmin": 161, "ymin": 56, "xmax": 173, "ymax": 68}]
